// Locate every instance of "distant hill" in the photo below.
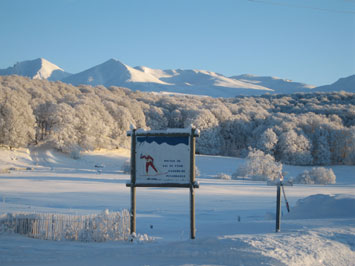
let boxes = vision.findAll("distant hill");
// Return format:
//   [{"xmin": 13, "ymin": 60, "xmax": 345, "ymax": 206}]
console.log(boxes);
[
  {"xmin": 230, "ymin": 74, "xmax": 315, "ymax": 94},
  {"xmin": 0, "ymin": 58, "xmax": 71, "ymax": 81},
  {"xmin": 1, "ymin": 58, "xmax": 353, "ymax": 97},
  {"xmin": 313, "ymin": 75, "xmax": 355, "ymax": 93}
]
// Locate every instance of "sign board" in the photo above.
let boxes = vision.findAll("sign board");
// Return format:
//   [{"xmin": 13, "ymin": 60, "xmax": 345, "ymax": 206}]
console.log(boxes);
[
  {"xmin": 126, "ymin": 128, "xmax": 199, "ymax": 239},
  {"xmin": 135, "ymin": 135, "xmax": 190, "ymax": 185}
]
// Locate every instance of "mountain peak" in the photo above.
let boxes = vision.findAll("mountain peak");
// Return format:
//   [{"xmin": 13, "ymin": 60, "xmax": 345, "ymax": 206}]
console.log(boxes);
[
  {"xmin": 0, "ymin": 58, "xmax": 70, "ymax": 81},
  {"xmin": 34, "ymin": 58, "xmax": 64, "ymax": 80},
  {"xmin": 63, "ymin": 58, "xmax": 171, "ymax": 87},
  {"xmin": 104, "ymin": 58, "xmax": 126, "ymax": 65}
]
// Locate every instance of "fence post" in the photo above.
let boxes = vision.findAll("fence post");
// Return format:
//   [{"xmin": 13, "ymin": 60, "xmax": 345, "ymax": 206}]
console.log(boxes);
[
  {"xmin": 275, "ymin": 181, "xmax": 281, "ymax": 232},
  {"xmin": 130, "ymin": 129, "xmax": 137, "ymax": 235},
  {"xmin": 190, "ymin": 127, "xmax": 196, "ymax": 239}
]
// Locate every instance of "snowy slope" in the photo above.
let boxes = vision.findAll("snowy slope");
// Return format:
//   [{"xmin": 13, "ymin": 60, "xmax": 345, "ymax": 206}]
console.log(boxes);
[
  {"xmin": 0, "ymin": 58, "xmax": 71, "ymax": 81},
  {"xmin": 0, "ymin": 147, "xmax": 355, "ymax": 265},
  {"xmin": 230, "ymin": 74, "xmax": 316, "ymax": 94},
  {"xmin": 136, "ymin": 66, "xmax": 273, "ymax": 91},
  {"xmin": 314, "ymin": 74, "xmax": 355, "ymax": 93}
]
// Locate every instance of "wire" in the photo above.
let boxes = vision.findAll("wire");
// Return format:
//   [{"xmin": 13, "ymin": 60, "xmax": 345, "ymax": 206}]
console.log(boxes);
[
  {"xmin": 281, "ymin": 182, "xmax": 290, "ymax": 213},
  {"xmin": 248, "ymin": 0, "xmax": 355, "ymax": 15}
]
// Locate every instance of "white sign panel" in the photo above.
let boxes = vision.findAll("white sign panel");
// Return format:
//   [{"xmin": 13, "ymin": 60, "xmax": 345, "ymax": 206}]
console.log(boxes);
[{"xmin": 135, "ymin": 136, "xmax": 190, "ymax": 184}]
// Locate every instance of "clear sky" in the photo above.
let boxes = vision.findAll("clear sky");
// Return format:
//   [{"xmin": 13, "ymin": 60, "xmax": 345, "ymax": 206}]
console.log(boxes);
[{"xmin": 0, "ymin": 0, "xmax": 354, "ymax": 86}]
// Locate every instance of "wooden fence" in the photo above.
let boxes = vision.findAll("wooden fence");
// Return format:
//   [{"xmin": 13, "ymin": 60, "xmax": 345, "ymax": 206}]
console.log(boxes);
[{"xmin": 0, "ymin": 210, "xmax": 130, "ymax": 242}]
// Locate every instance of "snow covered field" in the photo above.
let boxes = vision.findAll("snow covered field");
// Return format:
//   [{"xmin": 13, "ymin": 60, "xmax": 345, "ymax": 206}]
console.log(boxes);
[{"xmin": 0, "ymin": 148, "xmax": 354, "ymax": 265}]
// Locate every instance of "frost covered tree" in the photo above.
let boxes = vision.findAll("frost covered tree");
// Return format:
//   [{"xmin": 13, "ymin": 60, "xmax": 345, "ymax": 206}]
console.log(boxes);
[
  {"xmin": 220, "ymin": 115, "xmax": 252, "ymax": 156},
  {"xmin": 328, "ymin": 127, "xmax": 350, "ymax": 164},
  {"xmin": 47, "ymin": 103, "xmax": 80, "ymax": 153},
  {"xmin": 0, "ymin": 92, "xmax": 35, "ymax": 148},
  {"xmin": 0, "ymin": 75, "xmax": 354, "ymax": 166},
  {"xmin": 34, "ymin": 101, "xmax": 58, "ymax": 142},
  {"xmin": 312, "ymin": 129, "xmax": 331, "ymax": 165},
  {"xmin": 278, "ymin": 129, "xmax": 313, "ymax": 165},
  {"xmin": 73, "ymin": 102, "xmax": 112, "ymax": 150},
  {"xmin": 143, "ymin": 105, "xmax": 168, "ymax": 130},
  {"xmin": 184, "ymin": 109, "xmax": 222, "ymax": 154},
  {"xmin": 345, "ymin": 126, "xmax": 355, "ymax": 164},
  {"xmin": 233, "ymin": 149, "xmax": 283, "ymax": 181},
  {"xmin": 256, "ymin": 128, "xmax": 278, "ymax": 155},
  {"xmin": 103, "ymin": 101, "xmax": 134, "ymax": 147}
]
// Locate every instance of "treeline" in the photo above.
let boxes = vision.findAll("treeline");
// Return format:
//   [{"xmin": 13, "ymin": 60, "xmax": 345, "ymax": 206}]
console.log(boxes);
[{"xmin": 0, "ymin": 75, "xmax": 354, "ymax": 165}]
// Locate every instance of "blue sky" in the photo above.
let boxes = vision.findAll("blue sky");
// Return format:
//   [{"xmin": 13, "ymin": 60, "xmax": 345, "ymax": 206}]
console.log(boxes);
[{"xmin": 0, "ymin": 0, "xmax": 354, "ymax": 85}]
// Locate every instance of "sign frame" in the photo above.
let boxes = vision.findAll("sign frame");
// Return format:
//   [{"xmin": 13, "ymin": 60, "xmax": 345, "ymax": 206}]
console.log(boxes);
[{"xmin": 126, "ymin": 128, "xmax": 199, "ymax": 239}]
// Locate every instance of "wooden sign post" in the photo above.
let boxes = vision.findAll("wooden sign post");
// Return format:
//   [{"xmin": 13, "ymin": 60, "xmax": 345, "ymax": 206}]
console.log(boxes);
[{"xmin": 127, "ymin": 128, "xmax": 199, "ymax": 239}]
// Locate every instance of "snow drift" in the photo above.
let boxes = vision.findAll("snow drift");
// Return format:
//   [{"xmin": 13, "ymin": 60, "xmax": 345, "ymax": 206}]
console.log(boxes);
[{"xmin": 286, "ymin": 194, "xmax": 355, "ymax": 219}]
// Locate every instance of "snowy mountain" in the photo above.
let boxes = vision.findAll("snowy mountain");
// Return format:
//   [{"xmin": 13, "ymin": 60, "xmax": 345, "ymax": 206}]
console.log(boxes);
[
  {"xmin": 62, "ymin": 58, "xmax": 276, "ymax": 97},
  {"xmin": 62, "ymin": 58, "xmax": 170, "ymax": 87},
  {"xmin": 0, "ymin": 58, "xmax": 71, "ymax": 81},
  {"xmin": 314, "ymin": 74, "xmax": 355, "ymax": 93},
  {"xmin": 230, "ymin": 74, "xmax": 315, "ymax": 94},
  {"xmin": 3, "ymin": 57, "xmax": 353, "ymax": 97},
  {"xmin": 0, "ymin": 58, "xmax": 70, "ymax": 81}
]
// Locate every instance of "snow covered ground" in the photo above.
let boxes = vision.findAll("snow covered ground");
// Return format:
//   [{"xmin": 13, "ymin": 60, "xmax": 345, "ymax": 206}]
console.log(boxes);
[{"xmin": 0, "ymin": 147, "xmax": 354, "ymax": 265}]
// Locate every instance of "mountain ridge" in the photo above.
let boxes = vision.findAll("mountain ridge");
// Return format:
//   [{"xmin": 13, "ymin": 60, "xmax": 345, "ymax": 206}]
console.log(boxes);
[{"xmin": 0, "ymin": 58, "xmax": 353, "ymax": 97}]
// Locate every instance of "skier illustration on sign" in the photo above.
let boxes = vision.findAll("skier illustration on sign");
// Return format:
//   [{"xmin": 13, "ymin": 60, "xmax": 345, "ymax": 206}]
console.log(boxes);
[{"xmin": 140, "ymin": 154, "xmax": 158, "ymax": 174}]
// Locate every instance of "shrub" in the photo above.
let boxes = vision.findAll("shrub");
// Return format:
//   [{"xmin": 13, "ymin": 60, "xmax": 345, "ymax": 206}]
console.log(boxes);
[
  {"xmin": 294, "ymin": 167, "xmax": 336, "ymax": 184},
  {"xmin": 233, "ymin": 148, "xmax": 282, "ymax": 181},
  {"xmin": 121, "ymin": 159, "xmax": 131, "ymax": 174},
  {"xmin": 195, "ymin": 166, "xmax": 200, "ymax": 177},
  {"xmin": 217, "ymin": 173, "xmax": 231, "ymax": 180}
]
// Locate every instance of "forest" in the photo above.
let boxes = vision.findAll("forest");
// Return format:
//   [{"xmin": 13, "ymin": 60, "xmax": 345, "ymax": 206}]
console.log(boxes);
[{"xmin": 0, "ymin": 75, "xmax": 354, "ymax": 166}]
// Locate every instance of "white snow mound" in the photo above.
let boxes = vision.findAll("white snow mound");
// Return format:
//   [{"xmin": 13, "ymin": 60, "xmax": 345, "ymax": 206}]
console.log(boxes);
[{"xmin": 286, "ymin": 194, "xmax": 355, "ymax": 219}]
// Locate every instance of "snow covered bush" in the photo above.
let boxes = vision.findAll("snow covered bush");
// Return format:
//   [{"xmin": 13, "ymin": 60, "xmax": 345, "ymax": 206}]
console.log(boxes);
[
  {"xmin": 70, "ymin": 146, "xmax": 82, "ymax": 159},
  {"xmin": 128, "ymin": 232, "xmax": 154, "ymax": 243},
  {"xmin": 294, "ymin": 167, "xmax": 336, "ymax": 184},
  {"xmin": 195, "ymin": 166, "xmax": 200, "ymax": 177},
  {"xmin": 233, "ymin": 149, "xmax": 282, "ymax": 181},
  {"xmin": 121, "ymin": 159, "xmax": 131, "ymax": 174},
  {"xmin": 217, "ymin": 173, "xmax": 231, "ymax": 180}
]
